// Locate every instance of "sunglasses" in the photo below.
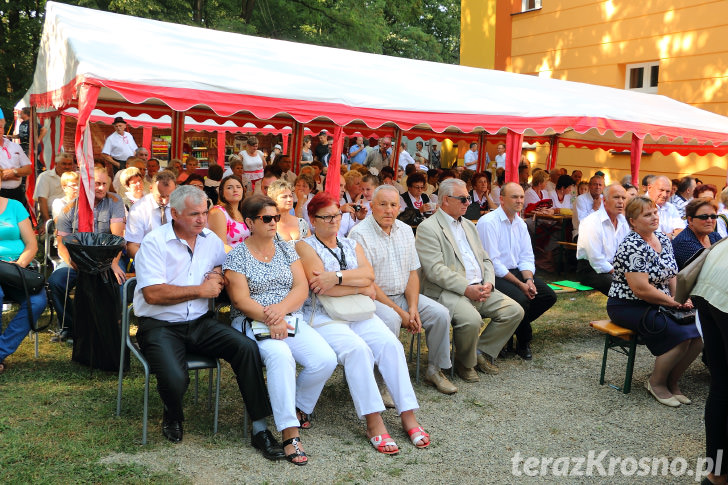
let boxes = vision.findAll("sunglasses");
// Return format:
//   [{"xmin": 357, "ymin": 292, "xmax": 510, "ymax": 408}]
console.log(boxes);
[
  {"xmin": 447, "ymin": 195, "xmax": 472, "ymax": 204},
  {"xmin": 314, "ymin": 212, "xmax": 342, "ymax": 223},
  {"xmin": 692, "ymin": 214, "xmax": 718, "ymax": 220},
  {"xmin": 256, "ymin": 214, "xmax": 281, "ymax": 223}
]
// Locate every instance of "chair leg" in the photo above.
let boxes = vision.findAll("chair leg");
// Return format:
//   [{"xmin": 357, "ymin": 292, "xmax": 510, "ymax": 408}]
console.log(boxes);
[
  {"xmin": 408, "ymin": 334, "xmax": 414, "ymax": 363},
  {"xmin": 214, "ymin": 361, "xmax": 221, "ymax": 435},
  {"xmin": 599, "ymin": 335, "xmax": 610, "ymax": 386},
  {"xmin": 142, "ymin": 365, "xmax": 150, "ymax": 445},
  {"xmin": 194, "ymin": 369, "xmax": 199, "ymax": 404},
  {"xmin": 623, "ymin": 337, "xmax": 638, "ymax": 394},
  {"xmin": 207, "ymin": 368, "xmax": 213, "ymax": 411},
  {"xmin": 33, "ymin": 331, "xmax": 39, "ymax": 358},
  {"xmin": 450, "ymin": 341, "xmax": 455, "ymax": 379},
  {"xmin": 415, "ymin": 332, "xmax": 421, "ymax": 384}
]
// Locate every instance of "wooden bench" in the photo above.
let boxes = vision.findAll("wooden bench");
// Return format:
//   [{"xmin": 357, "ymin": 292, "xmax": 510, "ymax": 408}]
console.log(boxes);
[
  {"xmin": 556, "ymin": 241, "xmax": 577, "ymax": 273},
  {"xmin": 589, "ymin": 320, "xmax": 640, "ymax": 394}
]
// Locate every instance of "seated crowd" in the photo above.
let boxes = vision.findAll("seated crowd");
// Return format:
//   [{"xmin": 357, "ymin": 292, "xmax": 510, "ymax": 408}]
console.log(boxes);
[{"xmin": 2, "ymin": 135, "xmax": 726, "ymax": 475}]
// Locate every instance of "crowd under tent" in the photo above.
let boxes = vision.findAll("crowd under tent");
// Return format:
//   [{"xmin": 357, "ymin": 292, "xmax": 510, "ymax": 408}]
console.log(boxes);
[{"xmin": 21, "ymin": 2, "xmax": 728, "ymax": 229}]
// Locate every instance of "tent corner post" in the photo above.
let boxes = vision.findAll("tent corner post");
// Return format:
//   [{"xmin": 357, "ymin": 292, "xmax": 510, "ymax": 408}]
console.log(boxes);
[
  {"xmin": 630, "ymin": 133, "xmax": 644, "ymax": 186},
  {"xmin": 505, "ymin": 129, "xmax": 523, "ymax": 184}
]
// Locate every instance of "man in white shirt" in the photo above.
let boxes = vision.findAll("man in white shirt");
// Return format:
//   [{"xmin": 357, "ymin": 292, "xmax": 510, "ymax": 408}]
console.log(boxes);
[
  {"xmin": 33, "ymin": 152, "xmax": 74, "ymax": 230},
  {"xmin": 476, "ymin": 183, "xmax": 556, "ymax": 360},
  {"xmin": 415, "ymin": 178, "xmax": 523, "ymax": 382},
  {"xmin": 132, "ymin": 185, "xmax": 275, "ymax": 449},
  {"xmin": 574, "ymin": 175, "xmax": 604, "ymax": 231},
  {"xmin": 464, "ymin": 142, "xmax": 479, "ymax": 171},
  {"xmin": 669, "ymin": 176, "xmax": 695, "ymax": 218},
  {"xmin": 125, "ymin": 170, "xmax": 177, "ymax": 259},
  {"xmin": 398, "ymin": 141, "xmax": 416, "ymax": 171},
  {"xmin": 494, "ymin": 143, "xmax": 506, "ymax": 169},
  {"xmin": 0, "ymin": 115, "xmax": 32, "ymax": 205},
  {"xmin": 647, "ymin": 175, "xmax": 686, "ymax": 237},
  {"xmin": 350, "ymin": 185, "xmax": 455, "ymax": 395},
  {"xmin": 576, "ymin": 183, "xmax": 630, "ymax": 295},
  {"xmin": 101, "ymin": 117, "xmax": 138, "ymax": 172},
  {"xmin": 414, "ymin": 141, "xmax": 428, "ymax": 167}
]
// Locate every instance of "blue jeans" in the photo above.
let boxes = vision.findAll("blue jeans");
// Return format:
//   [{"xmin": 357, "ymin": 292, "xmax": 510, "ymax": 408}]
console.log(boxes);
[
  {"xmin": 48, "ymin": 266, "xmax": 77, "ymax": 335},
  {"xmin": 0, "ymin": 283, "xmax": 48, "ymax": 362}
]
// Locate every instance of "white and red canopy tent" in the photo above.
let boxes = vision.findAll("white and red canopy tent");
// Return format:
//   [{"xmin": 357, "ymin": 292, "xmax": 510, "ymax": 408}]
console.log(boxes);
[{"xmin": 22, "ymin": 2, "xmax": 728, "ymax": 230}]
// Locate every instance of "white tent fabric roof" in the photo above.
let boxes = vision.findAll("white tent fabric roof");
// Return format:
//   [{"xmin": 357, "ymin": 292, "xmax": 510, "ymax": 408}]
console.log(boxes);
[{"xmin": 23, "ymin": 1, "xmax": 728, "ymax": 145}]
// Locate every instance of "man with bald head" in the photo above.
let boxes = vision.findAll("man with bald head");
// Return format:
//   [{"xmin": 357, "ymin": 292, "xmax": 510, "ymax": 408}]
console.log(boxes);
[
  {"xmin": 476, "ymin": 182, "xmax": 556, "ymax": 360},
  {"xmin": 576, "ymin": 183, "xmax": 630, "ymax": 295},
  {"xmin": 350, "ymin": 185, "xmax": 455, "ymax": 394},
  {"xmin": 647, "ymin": 175, "xmax": 686, "ymax": 237}
]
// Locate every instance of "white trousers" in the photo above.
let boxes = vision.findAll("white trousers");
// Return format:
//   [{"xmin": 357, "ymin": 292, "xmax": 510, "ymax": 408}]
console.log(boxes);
[
  {"xmin": 310, "ymin": 313, "xmax": 419, "ymax": 418},
  {"xmin": 374, "ymin": 294, "xmax": 452, "ymax": 370},
  {"xmin": 233, "ymin": 316, "xmax": 337, "ymax": 432}
]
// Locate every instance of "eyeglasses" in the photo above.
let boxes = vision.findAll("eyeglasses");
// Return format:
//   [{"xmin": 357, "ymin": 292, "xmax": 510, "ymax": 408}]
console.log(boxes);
[
  {"xmin": 410, "ymin": 185, "xmax": 425, "ymax": 190},
  {"xmin": 314, "ymin": 212, "xmax": 342, "ymax": 223},
  {"xmin": 692, "ymin": 214, "xmax": 718, "ymax": 220},
  {"xmin": 256, "ymin": 214, "xmax": 281, "ymax": 223},
  {"xmin": 447, "ymin": 195, "xmax": 472, "ymax": 204}
]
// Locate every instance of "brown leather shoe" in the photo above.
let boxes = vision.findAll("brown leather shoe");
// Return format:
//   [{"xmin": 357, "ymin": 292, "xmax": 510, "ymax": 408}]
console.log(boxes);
[
  {"xmin": 454, "ymin": 362, "xmax": 479, "ymax": 382},
  {"xmin": 424, "ymin": 370, "xmax": 458, "ymax": 394},
  {"xmin": 476, "ymin": 353, "xmax": 500, "ymax": 375}
]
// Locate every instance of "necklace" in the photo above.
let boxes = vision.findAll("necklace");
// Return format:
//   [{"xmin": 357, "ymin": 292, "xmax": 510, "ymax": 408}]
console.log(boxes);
[{"xmin": 247, "ymin": 240, "xmax": 275, "ymax": 261}]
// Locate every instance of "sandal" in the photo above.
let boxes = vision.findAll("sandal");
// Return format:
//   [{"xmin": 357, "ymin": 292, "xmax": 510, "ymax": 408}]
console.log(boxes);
[
  {"xmin": 407, "ymin": 426, "xmax": 430, "ymax": 448},
  {"xmin": 369, "ymin": 433, "xmax": 399, "ymax": 455},
  {"xmin": 282, "ymin": 436, "xmax": 307, "ymax": 466},
  {"xmin": 296, "ymin": 407, "xmax": 312, "ymax": 429}
]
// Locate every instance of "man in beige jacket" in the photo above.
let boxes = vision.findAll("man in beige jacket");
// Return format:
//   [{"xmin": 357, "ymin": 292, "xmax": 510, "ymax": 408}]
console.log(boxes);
[{"xmin": 415, "ymin": 178, "xmax": 523, "ymax": 382}]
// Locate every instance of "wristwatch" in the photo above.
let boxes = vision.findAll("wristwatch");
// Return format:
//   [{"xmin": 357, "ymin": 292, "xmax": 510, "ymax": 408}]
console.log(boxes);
[
  {"xmin": 12, "ymin": 168, "xmax": 18, "ymax": 176},
  {"xmin": 335, "ymin": 271, "xmax": 343, "ymax": 285}
]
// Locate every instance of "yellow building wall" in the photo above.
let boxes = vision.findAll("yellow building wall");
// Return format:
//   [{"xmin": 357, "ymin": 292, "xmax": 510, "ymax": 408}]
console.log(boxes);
[
  {"xmin": 460, "ymin": 0, "xmax": 497, "ymax": 69},
  {"xmin": 463, "ymin": 0, "xmax": 728, "ymax": 188}
]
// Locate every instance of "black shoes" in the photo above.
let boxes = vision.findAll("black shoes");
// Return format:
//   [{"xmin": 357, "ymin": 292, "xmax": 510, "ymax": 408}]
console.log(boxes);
[
  {"xmin": 162, "ymin": 413, "xmax": 184, "ymax": 443},
  {"xmin": 251, "ymin": 429, "xmax": 285, "ymax": 461},
  {"xmin": 517, "ymin": 344, "xmax": 533, "ymax": 361}
]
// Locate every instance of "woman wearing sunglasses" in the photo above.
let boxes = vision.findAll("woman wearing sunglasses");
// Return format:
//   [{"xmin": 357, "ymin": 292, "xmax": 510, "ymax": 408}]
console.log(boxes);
[
  {"xmin": 295, "ymin": 192, "xmax": 430, "ymax": 455},
  {"xmin": 223, "ymin": 194, "xmax": 337, "ymax": 466},
  {"xmin": 671, "ymin": 198, "xmax": 722, "ymax": 270}
]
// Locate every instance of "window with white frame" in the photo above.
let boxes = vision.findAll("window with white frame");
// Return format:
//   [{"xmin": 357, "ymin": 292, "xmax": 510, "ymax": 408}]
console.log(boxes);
[
  {"xmin": 522, "ymin": 0, "xmax": 542, "ymax": 12},
  {"xmin": 625, "ymin": 62, "xmax": 659, "ymax": 94}
]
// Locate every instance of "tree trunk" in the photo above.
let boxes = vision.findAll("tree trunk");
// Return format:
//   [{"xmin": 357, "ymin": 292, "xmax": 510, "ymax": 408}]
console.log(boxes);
[{"xmin": 241, "ymin": 0, "xmax": 256, "ymax": 22}]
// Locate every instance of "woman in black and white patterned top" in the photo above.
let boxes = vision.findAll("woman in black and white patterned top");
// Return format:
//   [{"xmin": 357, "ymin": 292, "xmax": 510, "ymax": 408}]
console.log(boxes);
[
  {"xmin": 296, "ymin": 192, "xmax": 430, "ymax": 455},
  {"xmin": 224, "ymin": 195, "xmax": 336, "ymax": 466},
  {"xmin": 607, "ymin": 197, "xmax": 702, "ymax": 407}
]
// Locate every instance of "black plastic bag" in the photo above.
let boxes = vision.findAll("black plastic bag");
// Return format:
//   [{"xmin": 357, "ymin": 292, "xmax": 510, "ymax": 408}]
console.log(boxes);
[{"xmin": 63, "ymin": 232, "xmax": 127, "ymax": 371}]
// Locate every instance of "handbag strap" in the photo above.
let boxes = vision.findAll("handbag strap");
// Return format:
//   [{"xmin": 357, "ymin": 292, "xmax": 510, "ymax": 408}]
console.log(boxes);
[{"xmin": 10, "ymin": 262, "xmax": 35, "ymax": 333}]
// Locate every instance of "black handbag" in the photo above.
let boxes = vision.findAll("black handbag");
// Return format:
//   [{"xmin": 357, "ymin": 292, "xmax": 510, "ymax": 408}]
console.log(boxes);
[
  {"xmin": 0, "ymin": 260, "xmax": 44, "ymax": 294},
  {"xmin": 0, "ymin": 260, "xmax": 48, "ymax": 332},
  {"xmin": 658, "ymin": 305, "xmax": 696, "ymax": 325}
]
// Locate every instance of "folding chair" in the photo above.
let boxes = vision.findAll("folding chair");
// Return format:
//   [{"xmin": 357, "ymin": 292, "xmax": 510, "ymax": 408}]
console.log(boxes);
[
  {"xmin": 42, "ymin": 219, "xmax": 60, "ymax": 331},
  {"xmin": 115, "ymin": 277, "xmax": 221, "ymax": 444}
]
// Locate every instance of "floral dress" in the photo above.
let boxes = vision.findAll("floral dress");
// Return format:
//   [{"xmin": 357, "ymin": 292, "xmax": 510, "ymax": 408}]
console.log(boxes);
[{"xmin": 213, "ymin": 205, "xmax": 250, "ymax": 247}]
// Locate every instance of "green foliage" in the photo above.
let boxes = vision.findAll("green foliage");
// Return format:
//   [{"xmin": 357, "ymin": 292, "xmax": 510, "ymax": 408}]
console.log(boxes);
[{"xmin": 0, "ymin": 0, "xmax": 461, "ymax": 119}]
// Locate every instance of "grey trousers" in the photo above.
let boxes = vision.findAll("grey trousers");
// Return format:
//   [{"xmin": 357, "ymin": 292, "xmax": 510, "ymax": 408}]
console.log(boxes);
[{"xmin": 374, "ymin": 294, "xmax": 452, "ymax": 370}]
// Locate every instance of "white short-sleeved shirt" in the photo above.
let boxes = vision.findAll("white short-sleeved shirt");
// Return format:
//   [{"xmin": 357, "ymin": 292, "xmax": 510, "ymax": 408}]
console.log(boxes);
[
  {"xmin": 0, "ymin": 138, "xmax": 32, "ymax": 189},
  {"xmin": 576, "ymin": 205, "xmax": 630, "ymax": 274},
  {"xmin": 547, "ymin": 191, "xmax": 572, "ymax": 209},
  {"xmin": 349, "ymin": 215, "xmax": 420, "ymax": 296},
  {"xmin": 102, "ymin": 131, "xmax": 138, "ymax": 161},
  {"xmin": 495, "ymin": 153, "xmax": 506, "ymax": 169},
  {"xmin": 464, "ymin": 150, "xmax": 478, "ymax": 169},
  {"xmin": 33, "ymin": 169, "xmax": 65, "ymax": 209},
  {"xmin": 575, "ymin": 192, "xmax": 602, "ymax": 223},
  {"xmin": 125, "ymin": 193, "xmax": 173, "ymax": 244},
  {"xmin": 476, "ymin": 206, "xmax": 535, "ymax": 278},
  {"xmin": 134, "ymin": 223, "xmax": 226, "ymax": 321},
  {"xmin": 399, "ymin": 150, "xmax": 416, "ymax": 170},
  {"xmin": 656, "ymin": 201, "xmax": 686, "ymax": 234}
]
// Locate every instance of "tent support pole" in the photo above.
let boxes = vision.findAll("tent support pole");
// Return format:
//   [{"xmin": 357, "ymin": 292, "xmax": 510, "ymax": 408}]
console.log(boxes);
[
  {"xmin": 477, "ymin": 132, "xmax": 487, "ymax": 172},
  {"xmin": 216, "ymin": 130, "xmax": 226, "ymax": 166},
  {"xmin": 546, "ymin": 134, "xmax": 560, "ymax": 171},
  {"xmin": 171, "ymin": 111, "xmax": 185, "ymax": 160},
  {"xmin": 392, "ymin": 128, "xmax": 402, "ymax": 170},
  {"xmin": 630, "ymin": 134, "xmax": 643, "ymax": 187},
  {"xmin": 290, "ymin": 121, "xmax": 303, "ymax": 173},
  {"xmin": 324, "ymin": 125, "xmax": 344, "ymax": 198},
  {"xmin": 505, "ymin": 130, "xmax": 523, "ymax": 184}
]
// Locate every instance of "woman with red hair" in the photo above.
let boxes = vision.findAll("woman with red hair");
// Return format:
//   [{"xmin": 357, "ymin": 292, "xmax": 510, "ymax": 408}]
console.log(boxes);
[{"xmin": 296, "ymin": 192, "xmax": 430, "ymax": 455}]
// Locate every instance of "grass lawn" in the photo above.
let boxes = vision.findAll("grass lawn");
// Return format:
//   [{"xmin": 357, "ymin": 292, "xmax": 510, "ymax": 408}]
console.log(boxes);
[{"xmin": 1, "ymin": 275, "xmax": 611, "ymax": 484}]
